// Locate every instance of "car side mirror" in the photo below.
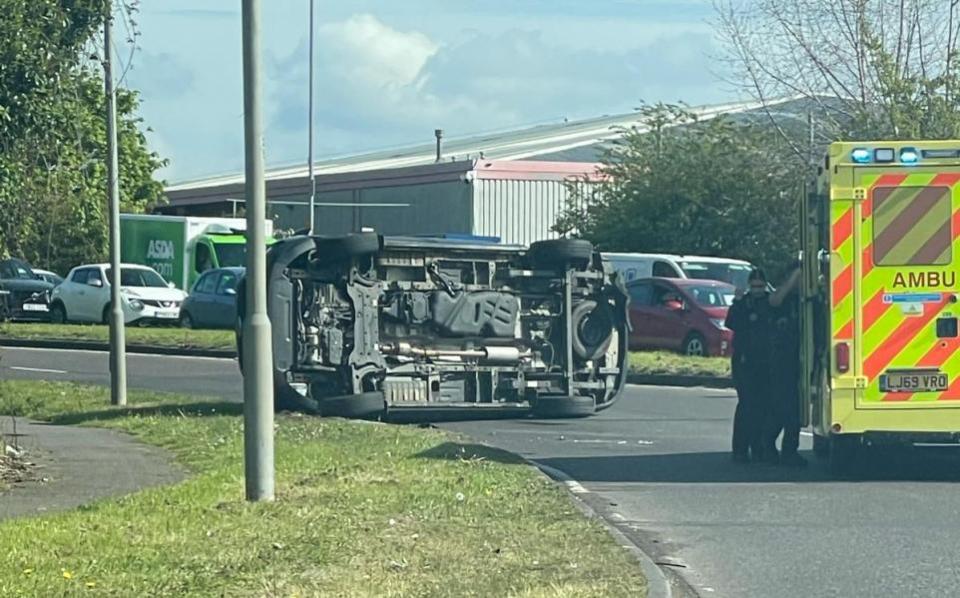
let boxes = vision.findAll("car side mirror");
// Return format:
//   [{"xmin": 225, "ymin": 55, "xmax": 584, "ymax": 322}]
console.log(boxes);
[
  {"xmin": 168, "ymin": 282, "xmax": 176, "ymax": 289},
  {"xmin": 88, "ymin": 279, "xmax": 103, "ymax": 288}
]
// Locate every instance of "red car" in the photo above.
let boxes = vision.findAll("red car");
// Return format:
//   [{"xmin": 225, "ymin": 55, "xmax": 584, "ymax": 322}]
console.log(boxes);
[{"xmin": 626, "ymin": 277, "xmax": 735, "ymax": 357}]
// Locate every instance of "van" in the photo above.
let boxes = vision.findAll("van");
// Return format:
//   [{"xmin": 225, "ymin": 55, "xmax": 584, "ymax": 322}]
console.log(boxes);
[{"xmin": 602, "ymin": 252, "xmax": 755, "ymax": 292}]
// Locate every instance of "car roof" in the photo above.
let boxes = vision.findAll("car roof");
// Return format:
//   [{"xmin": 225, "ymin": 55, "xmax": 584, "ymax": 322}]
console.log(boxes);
[
  {"xmin": 629, "ymin": 277, "xmax": 737, "ymax": 290},
  {"xmin": 603, "ymin": 252, "xmax": 752, "ymax": 265}
]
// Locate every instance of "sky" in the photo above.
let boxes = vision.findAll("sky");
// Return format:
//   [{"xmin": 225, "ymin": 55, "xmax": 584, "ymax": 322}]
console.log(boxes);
[{"xmin": 123, "ymin": 0, "xmax": 733, "ymax": 183}]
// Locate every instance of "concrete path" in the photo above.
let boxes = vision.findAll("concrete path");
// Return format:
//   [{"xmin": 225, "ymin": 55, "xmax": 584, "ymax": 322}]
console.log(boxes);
[{"xmin": 0, "ymin": 418, "xmax": 183, "ymax": 521}]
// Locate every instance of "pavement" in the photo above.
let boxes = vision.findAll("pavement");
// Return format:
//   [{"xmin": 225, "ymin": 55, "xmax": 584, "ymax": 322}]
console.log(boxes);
[
  {"xmin": 5, "ymin": 346, "xmax": 960, "ymax": 596},
  {"xmin": 0, "ymin": 418, "xmax": 183, "ymax": 520}
]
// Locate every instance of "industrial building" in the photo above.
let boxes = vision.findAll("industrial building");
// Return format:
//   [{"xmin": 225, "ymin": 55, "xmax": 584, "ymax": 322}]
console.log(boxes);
[{"xmin": 160, "ymin": 96, "xmax": 808, "ymax": 244}]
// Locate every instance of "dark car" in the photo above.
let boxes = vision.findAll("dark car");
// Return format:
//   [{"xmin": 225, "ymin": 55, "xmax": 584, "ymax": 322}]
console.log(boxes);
[
  {"xmin": 627, "ymin": 277, "xmax": 735, "ymax": 357},
  {"xmin": 237, "ymin": 233, "xmax": 629, "ymax": 419},
  {"xmin": 0, "ymin": 259, "xmax": 54, "ymax": 321},
  {"xmin": 33, "ymin": 269, "xmax": 64, "ymax": 287},
  {"xmin": 180, "ymin": 267, "xmax": 243, "ymax": 329}
]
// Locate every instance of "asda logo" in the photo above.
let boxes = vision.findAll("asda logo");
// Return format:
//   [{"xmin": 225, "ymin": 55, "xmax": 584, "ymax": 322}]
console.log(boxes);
[{"xmin": 147, "ymin": 240, "xmax": 175, "ymax": 260}]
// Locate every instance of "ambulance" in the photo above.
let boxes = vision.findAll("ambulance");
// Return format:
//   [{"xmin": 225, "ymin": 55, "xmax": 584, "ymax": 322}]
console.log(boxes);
[{"xmin": 801, "ymin": 141, "xmax": 960, "ymax": 473}]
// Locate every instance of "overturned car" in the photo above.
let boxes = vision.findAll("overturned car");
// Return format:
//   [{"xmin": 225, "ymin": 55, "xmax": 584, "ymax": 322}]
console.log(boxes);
[{"xmin": 238, "ymin": 233, "xmax": 629, "ymax": 419}]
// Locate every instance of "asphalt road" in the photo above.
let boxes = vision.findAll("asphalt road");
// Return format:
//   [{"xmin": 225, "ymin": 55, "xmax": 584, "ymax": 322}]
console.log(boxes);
[{"xmin": 4, "ymin": 346, "xmax": 960, "ymax": 597}]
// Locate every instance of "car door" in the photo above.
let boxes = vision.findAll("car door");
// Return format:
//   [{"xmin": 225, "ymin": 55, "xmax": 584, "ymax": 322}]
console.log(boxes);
[
  {"xmin": 63, "ymin": 268, "xmax": 93, "ymax": 321},
  {"xmin": 189, "ymin": 272, "xmax": 219, "ymax": 327},
  {"xmin": 81, "ymin": 268, "xmax": 109, "ymax": 322},
  {"xmin": 213, "ymin": 270, "xmax": 240, "ymax": 328},
  {"xmin": 627, "ymin": 281, "xmax": 657, "ymax": 349},
  {"xmin": 651, "ymin": 282, "xmax": 694, "ymax": 351}
]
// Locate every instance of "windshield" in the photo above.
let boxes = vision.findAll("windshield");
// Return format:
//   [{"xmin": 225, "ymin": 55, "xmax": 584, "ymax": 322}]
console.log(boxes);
[
  {"xmin": 1, "ymin": 260, "xmax": 37, "ymax": 280},
  {"xmin": 106, "ymin": 267, "xmax": 168, "ymax": 288},
  {"xmin": 686, "ymin": 284, "xmax": 736, "ymax": 307},
  {"xmin": 680, "ymin": 262, "xmax": 752, "ymax": 291},
  {"xmin": 214, "ymin": 243, "xmax": 247, "ymax": 268}
]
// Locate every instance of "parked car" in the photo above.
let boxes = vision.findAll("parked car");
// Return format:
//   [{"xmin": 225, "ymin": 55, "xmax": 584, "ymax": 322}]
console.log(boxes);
[
  {"xmin": 33, "ymin": 269, "xmax": 64, "ymax": 286},
  {"xmin": 626, "ymin": 277, "xmax": 735, "ymax": 357},
  {"xmin": 603, "ymin": 253, "xmax": 755, "ymax": 293},
  {"xmin": 180, "ymin": 267, "xmax": 243, "ymax": 329},
  {"xmin": 50, "ymin": 263, "xmax": 187, "ymax": 326},
  {"xmin": 237, "ymin": 233, "xmax": 629, "ymax": 419},
  {"xmin": 0, "ymin": 258, "xmax": 54, "ymax": 321}
]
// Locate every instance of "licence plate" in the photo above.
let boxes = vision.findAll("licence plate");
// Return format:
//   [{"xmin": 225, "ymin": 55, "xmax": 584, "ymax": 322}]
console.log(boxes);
[
  {"xmin": 880, "ymin": 371, "xmax": 949, "ymax": 393},
  {"xmin": 22, "ymin": 303, "xmax": 49, "ymax": 312},
  {"xmin": 156, "ymin": 310, "xmax": 179, "ymax": 319}
]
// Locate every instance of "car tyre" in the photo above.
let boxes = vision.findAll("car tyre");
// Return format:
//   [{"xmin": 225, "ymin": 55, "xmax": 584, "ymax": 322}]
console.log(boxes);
[
  {"xmin": 180, "ymin": 311, "xmax": 194, "ymax": 329},
  {"xmin": 571, "ymin": 299, "xmax": 615, "ymax": 361},
  {"xmin": 528, "ymin": 239, "xmax": 594, "ymax": 268},
  {"xmin": 319, "ymin": 391, "xmax": 386, "ymax": 419},
  {"xmin": 101, "ymin": 305, "xmax": 111, "ymax": 325},
  {"xmin": 314, "ymin": 232, "xmax": 380, "ymax": 263},
  {"xmin": 50, "ymin": 302, "xmax": 67, "ymax": 324},
  {"xmin": 682, "ymin": 332, "xmax": 707, "ymax": 357},
  {"xmin": 532, "ymin": 395, "xmax": 596, "ymax": 418}
]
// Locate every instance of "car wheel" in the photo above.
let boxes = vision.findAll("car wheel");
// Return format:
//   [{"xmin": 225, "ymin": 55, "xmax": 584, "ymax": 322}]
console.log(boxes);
[
  {"xmin": 682, "ymin": 332, "xmax": 707, "ymax": 357},
  {"xmin": 532, "ymin": 395, "xmax": 596, "ymax": 418},
  {"xmin": 571, "ymin": 300, "xmax": 614, "ymax": 361},
  {"xmin": 180, "ymin": 312, "xmax": 194, "ymax": 329},
  {"xmin": 50, "ymin": 302, "xmax": 67, "ymax": 324},
  {"xmin": 314, "ymin": 232, "xmax": 380, "ymax": 262},
  {"xmin": 528, "ymin": 238, "xmax": 594, "ymax": 268},
  {"xmin": 101, "ymin": 305, "xmax": 111, "ymax": 325},
  {"xmin": 319, "ymin": 391, "xmax": 386, "ymax": 419}
]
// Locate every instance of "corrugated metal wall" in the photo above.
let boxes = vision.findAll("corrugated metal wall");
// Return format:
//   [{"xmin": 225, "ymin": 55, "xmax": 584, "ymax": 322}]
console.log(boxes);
[{"xmin": 471, "ymin": 179, "xmax": 593, "ymax": 245}]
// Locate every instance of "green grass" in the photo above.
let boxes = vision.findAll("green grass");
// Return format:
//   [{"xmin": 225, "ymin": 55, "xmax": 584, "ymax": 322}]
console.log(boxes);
[
  {"xmin": 629, "ymin": 351, "xmax": 730, "ymax": 378},
  {"xmin": 0, "ymin": 381, "xmax": 646, "ymax": 597},
  {"xmin": 0, "ymin": 323, "xmax": 235, "ymax": 352}
]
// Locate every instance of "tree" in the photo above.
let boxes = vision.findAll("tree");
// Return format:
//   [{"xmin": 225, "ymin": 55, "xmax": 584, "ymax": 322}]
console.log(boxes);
[
  {"xmin": 555, "ymin": 104, "xmax": 806, "ymax": 281},
  {"xmin": 716, "ymin": 0, "xmax": 960, "ymax": 147},
  {"xmin": 0, "ymin": 0, "xmax": 165, "ymax": 274}
]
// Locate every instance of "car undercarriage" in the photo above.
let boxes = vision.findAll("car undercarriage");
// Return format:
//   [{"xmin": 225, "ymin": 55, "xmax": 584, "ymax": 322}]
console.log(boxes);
[{"xmin": 239, "ymin": 233, "xmax": 629, "ymax": 419}]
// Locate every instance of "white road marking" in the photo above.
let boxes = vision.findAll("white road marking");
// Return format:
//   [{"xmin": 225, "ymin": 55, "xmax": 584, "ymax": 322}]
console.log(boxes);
[
  {"xmin": 10, "ymin": 366, "xmax": 67, "ymax": 374},
  {"xmin": 3, "ymin": 346, "xmax": 235, "ymax": 363},
  {"xmin": 563, "ymin": 480, "xmax": 589, "ymax": 494}
]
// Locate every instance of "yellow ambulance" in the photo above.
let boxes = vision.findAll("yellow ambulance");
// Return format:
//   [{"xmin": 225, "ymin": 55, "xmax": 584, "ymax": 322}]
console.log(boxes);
[{"xmin": 801, "ymin": 141, "xmax": 960, "ymax": 473}]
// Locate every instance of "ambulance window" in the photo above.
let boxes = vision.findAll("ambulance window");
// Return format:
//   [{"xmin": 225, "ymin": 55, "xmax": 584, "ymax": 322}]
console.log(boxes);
[{"xmin": 873, "ymin": 186, "xmax": 952, "ymax": 266}]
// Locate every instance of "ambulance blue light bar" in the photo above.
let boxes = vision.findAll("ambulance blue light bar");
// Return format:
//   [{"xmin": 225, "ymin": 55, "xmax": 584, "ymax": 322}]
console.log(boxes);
[
  {"xmin": 851, "ymin": 148, "xmax": 872, "ymax": 163},
  {"xmin": 900, "ymin": 147, "xmax": 920, "ymax": 164}
]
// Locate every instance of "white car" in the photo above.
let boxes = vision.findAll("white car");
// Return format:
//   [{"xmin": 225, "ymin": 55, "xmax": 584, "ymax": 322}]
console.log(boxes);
[{"xmin": 50, "ymin": 263, "xmax": 187, "ymax": 325}]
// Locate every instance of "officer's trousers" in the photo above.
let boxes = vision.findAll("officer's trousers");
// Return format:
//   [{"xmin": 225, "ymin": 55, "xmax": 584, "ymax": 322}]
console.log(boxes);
[{"xmin": 732, "ymin": 365, "xmax": 770, "ymax": 458}]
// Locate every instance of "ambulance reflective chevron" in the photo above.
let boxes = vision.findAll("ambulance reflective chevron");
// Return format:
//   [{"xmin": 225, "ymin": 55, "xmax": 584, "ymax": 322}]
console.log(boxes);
[{"xmin": 801, "ymin": 141, "xmax": 960, "ymax": 474}]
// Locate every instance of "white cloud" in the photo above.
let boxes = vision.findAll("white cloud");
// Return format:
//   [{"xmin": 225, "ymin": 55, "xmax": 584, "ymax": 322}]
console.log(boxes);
[{"xmin": 318, "ymin": 14, "xmax": 439, "ymax": 90}]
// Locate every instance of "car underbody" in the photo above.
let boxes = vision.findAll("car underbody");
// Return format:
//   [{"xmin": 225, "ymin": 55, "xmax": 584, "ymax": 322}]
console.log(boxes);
[{"xmin": 240, "ymin": 233, "xmax": 629, "ymax": 419}]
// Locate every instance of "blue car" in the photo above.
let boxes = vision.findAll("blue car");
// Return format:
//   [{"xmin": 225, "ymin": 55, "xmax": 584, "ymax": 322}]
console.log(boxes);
[{"xmin": 180, "ymin": 267, "xmax": 243, "ymax": 329}]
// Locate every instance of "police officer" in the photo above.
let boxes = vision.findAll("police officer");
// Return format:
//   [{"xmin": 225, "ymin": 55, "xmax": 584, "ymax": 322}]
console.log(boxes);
[
  {"xmin": 725, "ymin": 268, "xmax": 775, "ymax": 463},
  {"xmin": 766, "ymin": 268, "xmax": 807, "ymax": 467}
]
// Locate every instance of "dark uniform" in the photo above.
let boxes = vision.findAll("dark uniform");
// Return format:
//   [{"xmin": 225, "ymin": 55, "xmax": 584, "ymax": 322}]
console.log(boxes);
[
  {"xmin": 766, "ymin": 294, "xmax": 802, "ymax": 459},
  {"xmin": 725, "ymin": 290, "xmax": 774, "ymax": 461}
]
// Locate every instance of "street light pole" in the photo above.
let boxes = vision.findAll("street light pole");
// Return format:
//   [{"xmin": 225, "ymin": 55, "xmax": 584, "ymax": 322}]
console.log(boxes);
[
  {"xmin": 241, "ymin": 0, "xmax": 275, "ymax": 502},
  {"xmin": 104, "ymin": 0, "xmax": 127, "ymax": 407},
  {"xmin": 307, "ymin": 0, "xmax": 316, "ymax": 234}
]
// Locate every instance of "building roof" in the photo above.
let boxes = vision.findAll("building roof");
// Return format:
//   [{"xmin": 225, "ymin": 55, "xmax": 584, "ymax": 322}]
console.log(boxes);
[{"xmin": 165, "ymin": 95, "xmax": 805, "ymax": 193}]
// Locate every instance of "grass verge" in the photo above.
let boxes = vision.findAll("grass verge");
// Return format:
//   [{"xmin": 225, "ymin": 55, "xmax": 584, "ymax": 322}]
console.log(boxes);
[
  {"xmin": 0, "ymin": 323, "xmax": 235, "ymax": 352},
  {"xmin": 0, "ymin": 381, "xmax": 646, "ymax": 597},
  {"xmin": 629, "ymin": 351, "xmax": 730, "ymax": 378}
]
